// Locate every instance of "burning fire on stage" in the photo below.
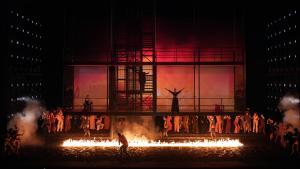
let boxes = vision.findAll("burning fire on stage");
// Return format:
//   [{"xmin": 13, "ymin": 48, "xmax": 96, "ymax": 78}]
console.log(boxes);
[{"xmin": 62, "ymin": 138, "xmax": 243, "ymax": 148}]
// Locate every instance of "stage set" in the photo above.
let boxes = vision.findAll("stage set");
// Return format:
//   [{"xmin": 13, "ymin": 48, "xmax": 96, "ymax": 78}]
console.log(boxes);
[
  {"xmin": 3, "ymin": 1, "xmax": 299, "ymax": 168},
  {"xmin": 62, "ymin": 1, "xmax": 245, "ymax": 137}
]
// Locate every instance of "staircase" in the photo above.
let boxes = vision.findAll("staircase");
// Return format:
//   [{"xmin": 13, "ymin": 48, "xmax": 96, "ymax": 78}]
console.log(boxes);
[{"xmin": 111, "ymin": 2, "xmax": 156, "ymax": 112}]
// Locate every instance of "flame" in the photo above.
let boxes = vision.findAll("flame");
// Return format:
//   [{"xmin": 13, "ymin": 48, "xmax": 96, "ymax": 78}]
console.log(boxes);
[{"xmin": 62, "ymin": 138, "xmax": 243, "ymax": 148}]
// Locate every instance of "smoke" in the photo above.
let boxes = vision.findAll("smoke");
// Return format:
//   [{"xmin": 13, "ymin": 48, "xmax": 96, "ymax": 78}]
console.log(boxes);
[
  {"xmin": 112, "ymin": 116, "xmax": 160, "ymax": 140},
  {"xmin": 7, "ymin": 97, "xmax": 45, "ymax": 146},
  {"xmin": 278, "ymin": 95, "xmax": 300, "ymax": 129}
]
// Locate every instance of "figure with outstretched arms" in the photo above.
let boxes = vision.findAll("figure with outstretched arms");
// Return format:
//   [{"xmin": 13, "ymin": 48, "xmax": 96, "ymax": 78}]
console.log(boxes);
[{"xmin": 165, "ymin": 88, "xmax": 184, "ymax": 113}]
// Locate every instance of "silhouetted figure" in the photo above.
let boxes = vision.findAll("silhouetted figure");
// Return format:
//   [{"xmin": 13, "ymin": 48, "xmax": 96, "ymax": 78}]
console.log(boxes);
[
  {"xmin": 209, "ymin": 116, "xmax": 216, "ymax": 137},
  {"xmin": 244, "ymin": 112, "xmax": 251, "ymax": 133},
  {"xmin": 253, "ymin": 112, "xmax": 259, "ymax": 133},
  {"xmin": 291, "ymin": 128, "xmax": 299, "ymax": 156},
  {"xmin": 191, "ymin": 116, "xmax": 199, "ymax": 134},
  {"xmin": 234, "ymin": 115, "xmax": 241, "ymax": 133},
  {"xmin": 224, "ymin": 115, "xmax": 232, "ymax": 134},
  {"xmin": 118, "ymin": 132, "xmax": 129, "ymax": 158},
  {"xmin": 81, "ymin": 116, "xmax": 90, "ymax": 137},
  {"xmin": 162, "ymin": 116, "xmax": 171, "ymax": 137},
  {"xmin": 5, "ymin": 125, "xmax": 23, "ymax": 155},
  {"xmin": 259, "ymin": 114, "xmax": 265, "ymax": 135},
  {"xmin": 83, "ymin": 95, "xmax": 93, "ymax": 113},
  {"xmin": 137, "ymin": 67, "xmax": 149, "ymax": 92},
  {"xmin": 199, "ymin": 116, "xmax": 209, "ymax": 133},
  {"xmin": 165, "ymin": 88, "xmax": 184, "ymax": 113}
]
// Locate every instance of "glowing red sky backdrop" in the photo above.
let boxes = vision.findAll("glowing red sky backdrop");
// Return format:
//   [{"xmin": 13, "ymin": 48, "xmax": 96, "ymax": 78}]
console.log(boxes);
[
  {"xmin": 157, "ymin": 65, "xmax": 234, "ymax": 112},
  {"xmin": 73, "ymin": 66, "xmax": 107, "ymax": 111},
  {"xmin": 68, "ymin": 4, "xmax": 243, "ymax": 112},
  {"xmin": 74, "ymin": 65, "xmax": 234, "ymax": 112}
]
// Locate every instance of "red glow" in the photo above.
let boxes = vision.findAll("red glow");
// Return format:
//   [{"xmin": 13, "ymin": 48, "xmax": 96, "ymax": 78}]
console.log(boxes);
[
  {"xmin": 73, "ymin": 66, "xmax": 107, "ymax": 111},
  {"xmin": 73, "ymin": 65, "xmax": 234, "ymax": 112}
]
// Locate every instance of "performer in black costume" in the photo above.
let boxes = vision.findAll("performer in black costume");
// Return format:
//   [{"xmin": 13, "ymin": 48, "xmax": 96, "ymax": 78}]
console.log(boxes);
[
  {"xmin": 165, "ymin": 88, "xmax": 184, "ymax": 113},
  {"xmin": 137, "ymin": 67, "xmax": 149, "ymax": 92},
  {"xmin": 83, "ymin": 95, "xmax": 93, "ymax": 112}
]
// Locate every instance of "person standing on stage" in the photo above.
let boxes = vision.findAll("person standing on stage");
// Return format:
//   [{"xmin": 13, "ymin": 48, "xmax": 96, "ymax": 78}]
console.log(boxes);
[
  {"xmin": 49, "ymin": 111, "xmax": 56, "ymax": 133},
  {"xmin": 207, "ymin": 115, "xmax": 213, "ymax": 133},
  {"xmin": 215, "ymin": 115, "xmax": 223, "ymax": 134},
  {"xmin": 56, "ymin": 109, "xmax": 64, "ymax": 132},
  {"xmin": 209, "ymin": 116, "xmax": 216, "ymax": 137},
  {"xmin": 81, "ymin": 116, "xmax": 90, "ymax": 137},
  {"xmin": 240, "ymin": 115, "xmax": 245, "ymax": 133},
  {"xmin": 253, "ymin": 112, "xmax": 260, "ymax": 133},
  {"xmin": 83, "ymin": 95, "xmax": 93, "ymax": 113},
  {"xmin": 96, "ymin": 116, "xmax": 104, "ymax": 131},
  {"xmin": 137, "ymin": 67, "xmax": 149, "ymax": 92},
  {"xmin": 165, "ymin": 88, "xmax": 184, "ymax": 113},
  {"xmin": 162, "ymin": 116, "xmax": 169, "ymax": 137},
  {"xmin": 224, "ymin": 115, "xmax": 232, "ymax": 134},
  {"xmin": 64, "ymin": 114, "xmax": 72, "ymax": 132},
  {"xmin": 244, "ymin": 112, "xmax": 252, "ymax": 133},
  {"xmin": 118, "ymin": 132, "xmax": 129, "ymax": 158},
  {"xmin": 166, "ymin": 115, "xmax": 173, "ymax": 131},
  {"xmin": 191, "ymin": 116, "xmax": 199, "ymax": 134},
  {"xmin": 259, "ymin": 114, "xmax": 265, "ymax": 135},
  {"xmin": 234, "ymin": 115, "xmax": 241, "ymax": 133},
  {"xmin": 183, "ymin": 115, "xmax": 189, "ymax": 133},
  {"xmin": 174, "ymin": 116, "xmax": 181, "ymax": 133}
]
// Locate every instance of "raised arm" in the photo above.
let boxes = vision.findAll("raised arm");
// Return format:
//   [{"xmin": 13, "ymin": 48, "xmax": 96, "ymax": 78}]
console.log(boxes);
[
  {"xmin": 177, "ymin": 88, "xmax": 184, "ymax": 94},
  {"xmin": 165, "ymin": 88, "xmax": 173, "ymax": 94}
]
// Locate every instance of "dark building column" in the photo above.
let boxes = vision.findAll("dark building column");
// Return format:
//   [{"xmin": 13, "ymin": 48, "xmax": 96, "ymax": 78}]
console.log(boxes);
[{"xmin": 244, "ymin": 8, "xmax": 266, "ymax": 114}]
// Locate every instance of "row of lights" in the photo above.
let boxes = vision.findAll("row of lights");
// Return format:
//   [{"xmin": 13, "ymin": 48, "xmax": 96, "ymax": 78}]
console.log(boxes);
[
  {"xmin": 266, "ymin": 10, "xmax": 297, "ymax": 28},
  {"xmin": 10, "ymin": 82, "xmax": 42, "ymax": 88},
  {"xmin": 10, "ymin": 10, "xmax": 42, "ymax": 27},
  {"xmin": 267, "ymin": 95, "xmax": 281, "ymax": 99},
  {"xmin": 268, "ymin": 68, "xmax": 298, "ymax": 73},
  {"xmin": 12, "ymin": 68, "xmax": 41, "ymax": 73},
  {"xmin": 10, "ymin": 54, "xmax": 43, "ymax": 63},
  {"xmin": 11, "ymin": 95, "xmax": 41, "ymax": 102},
  {"xmin": 266, "ymin": 25, "xmax": 296, "ymax": 39},
  {"xmin": 266, "ymin": 83, "xmax": 297, "ymax": 88},
  {"xmin": 10, "ymin": 39, "xmax": 42, "ymax": 51},
  {"xmin": 10, "ymin": 25, "xmax": 43, "ymax": 39},
  {"xmin": 266, "ymin": 39, "xmax": 296, "ymax": 51},
  {"xmin": 266, "ymin": 54, "xmax": 297, "ymax": 62}
]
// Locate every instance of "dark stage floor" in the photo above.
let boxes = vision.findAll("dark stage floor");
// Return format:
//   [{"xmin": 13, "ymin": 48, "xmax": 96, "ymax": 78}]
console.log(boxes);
[{"xmin": 2, "ymin": 135, "xmax": 299, "ymax": 169}]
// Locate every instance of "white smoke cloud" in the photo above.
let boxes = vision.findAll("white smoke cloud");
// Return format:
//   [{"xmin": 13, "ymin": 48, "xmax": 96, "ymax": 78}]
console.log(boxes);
[
  {"xmin": 279, "ymin": 95, "xmax": 300, "ymax": 130},
  {"xmin": 7, "ymin": 97, "xmax": 45, "ymax": 146}
]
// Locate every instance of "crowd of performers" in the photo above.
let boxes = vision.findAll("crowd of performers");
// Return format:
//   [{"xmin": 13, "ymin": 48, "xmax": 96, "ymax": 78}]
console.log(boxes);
[
  {"xmin": 5, "ymin": 109, "xmax": 299, "ymax": 156},
  {"xmin": 161, "ymin": 111, "xmax": 266, "ymax": 136},
  {"xmin": 36, "ymin": 96, "xmax": 109, "ymax": 136},
  {"xmin": 4, "ymin": 94, "xmax": 299, "ymax": 157},
  {"xmin": 162, "ymin": 112, "xmax": 298, "ymax": 155},
  {"xmin": 36, "ymin": 106, "xmax": 298, "ymax": 156},
  {"xmin": 38, "ymin": 109, "xmax": 110, "ymax": 135}
]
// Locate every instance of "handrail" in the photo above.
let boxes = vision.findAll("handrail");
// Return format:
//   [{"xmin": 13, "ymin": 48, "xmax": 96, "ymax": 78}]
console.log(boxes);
[{"xmin": 68, "ymin": 97, "xmax": 235, "ymax": 112}]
